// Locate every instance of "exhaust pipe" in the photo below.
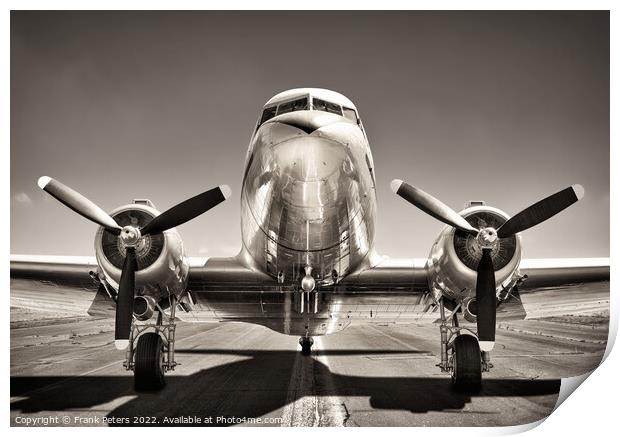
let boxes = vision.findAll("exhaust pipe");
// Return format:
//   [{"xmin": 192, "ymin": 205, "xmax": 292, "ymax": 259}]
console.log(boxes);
[
  {"xmin": 133, "ymin": 295, "xmax": 157, "ymax": 321},
  {"xmin": 463, "ymin": 297, "xmax": 477, "ymax": 323}
]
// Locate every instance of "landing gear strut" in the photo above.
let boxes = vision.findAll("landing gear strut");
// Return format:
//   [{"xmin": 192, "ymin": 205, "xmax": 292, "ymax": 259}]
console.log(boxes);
[
  {"xmin": 124, "ymin": 296, "xmax": 178, "ymax": 391},
  {"xmin": 437, "ymin": 298, "xmax": 489, "ymax": 392},
  {"xmin": 299, "ymin": 336, "xmax": 314, "ymax": 356}
]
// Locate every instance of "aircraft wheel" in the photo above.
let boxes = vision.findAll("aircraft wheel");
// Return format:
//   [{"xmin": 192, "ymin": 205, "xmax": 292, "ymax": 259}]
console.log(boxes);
[
  {"xmin": 451, "ymin": 334, "xmax": 482, "ymax": 392},
  {"xmin": 134, "ymin": 332, "xmax": 165, "ymax": 391},
  {"xmin": 300, "ymin": 337, "xmax": 313, "ymax": 356}
]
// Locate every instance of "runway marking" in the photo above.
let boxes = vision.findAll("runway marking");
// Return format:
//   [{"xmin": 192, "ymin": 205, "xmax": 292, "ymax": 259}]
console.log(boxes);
[
  {"xmin": 494, "ymin": 353, "xmax": 591, "ymax": 358},
  {"xmin": 497, "ymin": 324, "xmax": 608, "ymax": 344},
  {"xmin": 281, "ymin": 351, "xmax": 315, "ymax": 426},
  {"xmin": 520, "ymin": 354, "xmax": 593, "ymax": 370},
  {"xmin": 367, "ymin": 325, "xmax": 423, "ymax": 351},
  {"xmin": 313, "ymin": 337, "xmax": 347, "ymax": 426},
  {"xmin": 280, "ymin": 337, "xmax": 346, "ymax": 427},
  {"xmin": 365, "ymin": 354, "xmax": 434, "ymax": 360}
]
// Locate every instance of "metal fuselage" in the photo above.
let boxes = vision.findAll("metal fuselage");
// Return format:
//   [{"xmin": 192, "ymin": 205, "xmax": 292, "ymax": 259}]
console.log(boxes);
[
  {"xmin": 240, "ymin": 109, "xmax": 377, "ymax": 287},
  {"xmin": 184, "ymin": 96, "xmax": 434, "ymax": 336},
  {"xmin": 171, "ymin": 92, "xmax": 522, "ymax": 336}
]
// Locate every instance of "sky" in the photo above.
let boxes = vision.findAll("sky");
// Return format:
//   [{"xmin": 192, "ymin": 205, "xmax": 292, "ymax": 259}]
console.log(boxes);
[{"xmin": 10, "ymin": 11, "xmax": 609, "ymax": 259}]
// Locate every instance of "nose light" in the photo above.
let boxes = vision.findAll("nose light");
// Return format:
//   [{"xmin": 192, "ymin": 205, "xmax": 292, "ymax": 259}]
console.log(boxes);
[{"xmin": 301, "ymin": 266, "xmax": 316, "ymax": 292}]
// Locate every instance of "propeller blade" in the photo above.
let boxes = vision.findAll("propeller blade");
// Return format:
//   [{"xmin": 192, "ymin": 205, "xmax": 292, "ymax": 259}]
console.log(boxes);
[
  {"xmin": 390, "ymin": 180, "xmax": 479, "ymax": 235},
  {"xmin": 496, "ymin": 184, "xmax": 584, "ymax": 238},
  {"xmin": 37, "ymin": 176, "xmax": 122, "ymax": 234},
  {"xmin": 114, "ymin": 247, "xmax": 136, "ymax": 350},
  {"xmin": 476, "ymin": 248, "xmax": 496, "ymax": 352},
  {"xmin": 140, "ymin": 185, "xmax": 232, "ymax": 235}
]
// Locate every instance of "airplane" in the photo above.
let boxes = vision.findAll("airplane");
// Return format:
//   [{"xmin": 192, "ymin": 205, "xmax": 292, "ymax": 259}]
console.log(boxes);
[{"xmin": 10, "ymin": 88, "xmax": 609, "ymax": 392}]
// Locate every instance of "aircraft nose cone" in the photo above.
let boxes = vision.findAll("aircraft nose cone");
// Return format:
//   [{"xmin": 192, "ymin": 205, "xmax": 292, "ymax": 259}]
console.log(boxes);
[
  {"xmin": 273, "ymin": 136, "xmax": 348, "ymax": 182},
  {"xmin": 269, "ymin": 111, "xmax": 345, "ymax": 134}
]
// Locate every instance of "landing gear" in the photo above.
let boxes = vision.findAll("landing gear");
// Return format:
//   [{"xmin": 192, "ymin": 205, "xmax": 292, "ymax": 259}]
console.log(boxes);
[
  {"xmin": 299, "ymin": 336, "xmax": 314, "ymax": 356},
  {"xmin": 437, "ymin": 298, "xmax": 485, "ymax": 392},
  {"xmin": 134, "ymin": 332, "xmax": 165, "ymax": 390},
  {"xmin": 124, "ymin": 296, "xmax": 179, "ymax": 391},
  {"xmin": 451, "ymin": 334, "xmax": 481, "ymax": 391}
]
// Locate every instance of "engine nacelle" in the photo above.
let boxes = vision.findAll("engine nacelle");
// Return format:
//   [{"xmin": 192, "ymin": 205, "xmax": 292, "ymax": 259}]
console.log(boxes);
[
  {"xmin": 426, "ymin": 205, "xmax": 522, "ymax": 306},
  {"xmin": 94, "ymin": 203, "xmax": 189, "ymax": 305}
]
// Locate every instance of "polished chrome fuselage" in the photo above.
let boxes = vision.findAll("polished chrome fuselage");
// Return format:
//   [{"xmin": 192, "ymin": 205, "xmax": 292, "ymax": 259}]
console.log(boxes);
[
  {"xmin": 184, "ymin": 108, "xmax": 523, "ymax": 336},
  {"xmin": 178, "ymin": 93, "xmax": 527, "ymax": 336},
  {"xmin": 182, "ymin": 110, "xmax": 437, "ymax": 336},
  {"xmin": 239, "ymin": 111, "xmax": 377, "ymax": 286}
]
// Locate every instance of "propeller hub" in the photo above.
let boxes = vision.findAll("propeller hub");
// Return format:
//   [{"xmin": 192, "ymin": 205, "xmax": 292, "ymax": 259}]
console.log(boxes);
[
  {"xmin": 119, "ymin": 226, "xmax": 142, "ymax": 247},
  {"xmin": 476, "ymin": 227, "xmax": 498, "ymax": 249}
]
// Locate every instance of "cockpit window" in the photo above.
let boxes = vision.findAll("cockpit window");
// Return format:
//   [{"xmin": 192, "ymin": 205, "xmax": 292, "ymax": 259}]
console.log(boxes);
[
  {"xmin": 277, "ymin": 97, "xmax": 309, "ymax": 115},
  {"xmin": 313, "ymin": 98, "xmax": 342, "ymax": 115},
  {"xmin": 342, "ymin": 107, "xmax": 357, "ymax": 123},
  {"xmin": 260, "ymin": 106, "xmax": 277, "ymax": 124},
  {"xmin": 257, "ymin": 95, "xmax": 362, "ymax": 131}
]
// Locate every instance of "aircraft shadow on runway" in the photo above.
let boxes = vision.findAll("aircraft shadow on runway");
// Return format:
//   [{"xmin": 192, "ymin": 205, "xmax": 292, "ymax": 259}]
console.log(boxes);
[{"xmin": 11, "ymin": 349, "xmax": 560, "ymax": 426}]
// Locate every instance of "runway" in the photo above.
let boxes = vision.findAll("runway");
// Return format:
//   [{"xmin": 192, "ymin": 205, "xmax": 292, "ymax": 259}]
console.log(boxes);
[{"xmin": 10, "ymin": 282, "xmax": 608, "ymax": 427}]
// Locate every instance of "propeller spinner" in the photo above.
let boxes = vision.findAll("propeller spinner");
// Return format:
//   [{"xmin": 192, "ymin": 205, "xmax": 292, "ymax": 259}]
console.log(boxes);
[
  {"xmin": 38, "ymin": 176, "xmax": 231, "ymax": 349},
  {"xmin": 390, "ymin": 179, "xmax": 584, "ymax": 351}
]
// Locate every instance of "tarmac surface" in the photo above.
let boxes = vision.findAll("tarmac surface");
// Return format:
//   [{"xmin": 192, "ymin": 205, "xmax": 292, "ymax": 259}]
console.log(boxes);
[{"xmin": 10, "ymin": 282, "xmax": 609, "ymax": 427}]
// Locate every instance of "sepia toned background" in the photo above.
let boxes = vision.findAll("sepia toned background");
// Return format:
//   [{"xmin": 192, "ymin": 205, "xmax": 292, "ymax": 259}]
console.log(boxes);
[{"xmin": 10, "ymin": 11, "xmax": 609, "ymax": 259}]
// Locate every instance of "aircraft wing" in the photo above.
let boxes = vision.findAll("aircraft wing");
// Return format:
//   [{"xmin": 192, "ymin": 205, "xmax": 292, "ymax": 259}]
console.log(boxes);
[
  {"xmin": 10, "ymin": 254, "xmax": 609, "ymax": 320},
  {"xmin": 187, "ymin": 256, "xmax": 431, "ymax": 293},
  {"xmin": 10, "ymin": 255, "xmax": 100, "ymax": 316},
  {"xmin": 512, "ymin": 258, "xmax": 609, "ymax": 319},
  {"xmin": 516, "ymin": 258, "xmax": 610, "ymax": 289},
  {"xmin": 184, "ymin": 255, "xmax": 609, "ymax": 324},
  {"xmin": 337, "ymin": 256, "xmax": 608, "ymax": 321}
]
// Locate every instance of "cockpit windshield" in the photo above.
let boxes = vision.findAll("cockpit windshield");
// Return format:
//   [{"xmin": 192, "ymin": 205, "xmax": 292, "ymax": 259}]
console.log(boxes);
[
  {"xmin": 342, "ymin": 107, "xmax": 357, "ymax": 123},
  {"xmin": 258, "ymin": 94, "xmax": 360, "ymax": 128},
  {"xmin": 277, "ymin": 97, "xmax": 309, "ymax": 115},
  {"xmin": 259, "ymin": 97, "xmax": 308, "ymax": 126},
  {"xmin": 312, "ymin": 98, "xmax": 342, "ymax": 116},
  {"xmin": 260, "ymin": 106, "xmax": 277, "ymax": 124}
]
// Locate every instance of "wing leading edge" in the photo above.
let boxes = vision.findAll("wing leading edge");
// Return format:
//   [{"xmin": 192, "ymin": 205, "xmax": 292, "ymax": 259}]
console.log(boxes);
[{"xmin": 10, "ymin": 254, "xmax": 609, "ymax": 321}]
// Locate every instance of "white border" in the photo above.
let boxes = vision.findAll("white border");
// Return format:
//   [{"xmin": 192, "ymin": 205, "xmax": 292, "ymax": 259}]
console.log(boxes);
[{"xmin": 3, "ymin": 3, "xmax": 616, "ymax": 436}]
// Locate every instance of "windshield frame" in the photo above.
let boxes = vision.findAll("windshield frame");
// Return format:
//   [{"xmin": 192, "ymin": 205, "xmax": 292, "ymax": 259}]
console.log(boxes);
[
  {"xmin": 257, "ymin": 93, "xmax": 364, "ymax": 131},
  {"xmin": 276, "ymin": 96, "xmax": 310, "ymax": 116},
  {"xmin": 257, "ymin": 94, "xmax": 311, "ymax": 129},
  {"xmin": 311, "ymin": 97, "xmax": 343, "ymax": 116}
]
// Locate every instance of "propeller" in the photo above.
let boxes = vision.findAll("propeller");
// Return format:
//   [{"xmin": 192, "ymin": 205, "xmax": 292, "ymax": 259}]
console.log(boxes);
[
  {"xmin": 114, "ymin": 247, "xmax": 136, "ymax": 350},
  {"xmin": 496, "ymin": 185, "xmax": 584, "ymax": 238},
  {"xmin": 391, "ymin": 179, "xmax": 584, "ymax": 351},
  {"xmin": 38, "ymin": 176, "xmax": 231, "ymax": 349},
  {"xmin": 38, "ymin": 176, "xmax": 122, "ymax": 234},
  {"xmin": 390, "ymin": 180, "xmax": 479, "ymax": 235},
  {"xmin": 475, "ymin": 248, "xmax": 496, "ymax": 351}
]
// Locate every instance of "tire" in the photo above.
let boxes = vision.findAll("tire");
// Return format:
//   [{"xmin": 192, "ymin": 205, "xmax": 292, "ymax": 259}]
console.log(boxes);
[
  {"xmin": 134, "ymin": 333, "xmax": 165, "ymax": 391},
  {"xmin": 300, "ymin": 338, "xmax": 312, "ymax": 356},
  {"xmin": 451, "ymin": 334, "xmax": 482, "ymax": 392}
]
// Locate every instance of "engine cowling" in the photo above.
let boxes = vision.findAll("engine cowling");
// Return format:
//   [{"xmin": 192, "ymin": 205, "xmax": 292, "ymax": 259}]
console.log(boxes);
[
  {"xmin": 94, "ymin": 203, "xmax": 189, "ymax": 303},
  {"xmin": 426, "ymin": 205, "xmax": 522, "ymax": 306}
]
